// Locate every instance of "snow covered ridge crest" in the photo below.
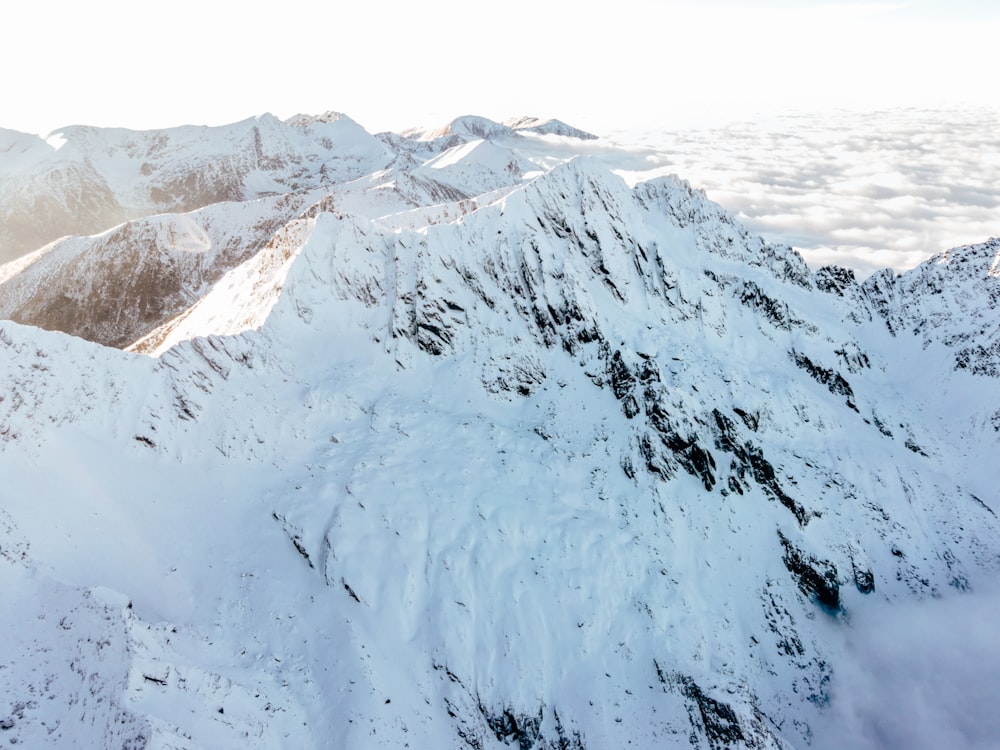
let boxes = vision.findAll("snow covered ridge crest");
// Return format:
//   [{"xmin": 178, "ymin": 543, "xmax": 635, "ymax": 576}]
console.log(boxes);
[
  {"xmin": 861, "ymin": 237, "xmax": 1000, "ymax": 378},
  {"xmin": 0, "ymin": 113, "xmax": 999, "ymax": 749}
]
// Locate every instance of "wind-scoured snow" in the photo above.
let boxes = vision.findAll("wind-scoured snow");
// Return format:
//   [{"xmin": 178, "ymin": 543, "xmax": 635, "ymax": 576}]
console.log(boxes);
[{"xmin": 0, "ymin": 112, "xmax": 998, "ymax": 750}]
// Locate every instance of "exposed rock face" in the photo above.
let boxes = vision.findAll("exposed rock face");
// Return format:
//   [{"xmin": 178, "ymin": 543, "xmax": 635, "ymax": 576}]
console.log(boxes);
[
  {"xmin": 778, "ymin": 532, "xmax": 842, "ymax": 614},
  {"xmin": 863, "ymin": 238, "xmax": 1000, "ymax": 377},
  {"xmin": 0, "ymin": 113, "xmax": 997, "ymax": 749}
]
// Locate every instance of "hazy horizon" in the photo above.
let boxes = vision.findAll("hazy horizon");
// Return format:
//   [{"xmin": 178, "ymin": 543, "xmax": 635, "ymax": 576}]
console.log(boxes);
[
  {"xmin": 5, "ymin": 0, "xmax": 999, "ymax": 137},
  {"xmin": 3, "ymin": 0, "xmax": 998, "ymax": 273}
]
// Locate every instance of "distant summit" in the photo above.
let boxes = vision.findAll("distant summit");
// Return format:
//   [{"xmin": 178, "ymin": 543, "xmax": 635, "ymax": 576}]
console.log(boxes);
[
  {"xmin": 283, "ymin": 110, "xmax": 353, "ymax": 127},
  {"xmin": 399, "ymin": 115, "xmax": 515, "ymax": 142},
  {"xmin": 504, "ymin": 116, "xmax": 598, "ymax": 140},
  {"xmin": 400, "ymin": 115, "xmax": 597, "ymax": 142}
]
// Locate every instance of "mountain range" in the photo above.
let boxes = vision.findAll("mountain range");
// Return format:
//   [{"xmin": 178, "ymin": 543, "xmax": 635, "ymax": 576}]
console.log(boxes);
[{"xmin": 0, "ymin": 112, "xmax": 997, "ymax": 749}]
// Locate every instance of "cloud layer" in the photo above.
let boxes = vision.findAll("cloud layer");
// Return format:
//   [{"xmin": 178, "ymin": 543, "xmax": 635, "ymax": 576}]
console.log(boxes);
[
  {"xmin": 611, "ymin": 108, "xmax": 1000, "ymax": 277},
  {"xmin": 814, "ymin": 583, "xmax": 1000, "ymax": 750}
]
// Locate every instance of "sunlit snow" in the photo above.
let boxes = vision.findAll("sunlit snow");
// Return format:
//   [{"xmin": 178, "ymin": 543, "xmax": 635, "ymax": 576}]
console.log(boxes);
[{"xmin": 0, "ymin": 111, "xmax": 997, "ymax": 750}]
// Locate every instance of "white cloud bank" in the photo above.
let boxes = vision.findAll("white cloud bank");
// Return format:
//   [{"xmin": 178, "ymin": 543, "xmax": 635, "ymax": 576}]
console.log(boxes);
[
  {"xmin": 610, "ymin": 107, "xmax": 1000, "ymax": 277},
  {"xmin": 815, "ymin": 583, "xmax": 1000, "ymax": 750}
]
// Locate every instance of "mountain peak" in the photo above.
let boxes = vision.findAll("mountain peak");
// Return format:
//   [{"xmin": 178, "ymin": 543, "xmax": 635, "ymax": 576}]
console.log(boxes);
[
  {"xmin": 1, "ymin": 108, "xmax": 998, "ymax": 750},
  {"xmin": 400, "ymin": 114, "xmax": 515, "ymax": 142},
  {"xmin": 284, "ymin": 110, "xmax": 353, "ymax": 127},
  {"xmin": 504, "ymin": 116, "xmax": 598, "ymax": 139},
  {"xmin": 399, "ymin": 115, "xmax": 598, "ymax": 143}
]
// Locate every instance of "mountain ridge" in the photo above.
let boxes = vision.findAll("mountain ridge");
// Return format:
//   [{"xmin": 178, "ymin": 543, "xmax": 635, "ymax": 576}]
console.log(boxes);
[
  {"xmin": 0, "ymin": 112, "xmax": 997, "ymax": 749},
  {"xmin": 0, "ymin": 113, "xmax": 393, "ymax": 265}
]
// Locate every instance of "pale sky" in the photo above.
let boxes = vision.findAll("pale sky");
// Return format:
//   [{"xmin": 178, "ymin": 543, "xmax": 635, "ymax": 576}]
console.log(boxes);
[{"xmin": 3, "ymin": 0, "xmax": 999, "ymax": 136}]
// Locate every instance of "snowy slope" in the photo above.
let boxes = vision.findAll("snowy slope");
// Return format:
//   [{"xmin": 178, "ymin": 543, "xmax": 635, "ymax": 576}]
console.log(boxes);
[
  {"xmin": 0, "ymin": 114, "xmax": 594, "ymax": 348},
  {"xmin": 0, "ymin": 192, "xmax": 320, "ymax": 348},
  {"xmin": 0, "ymin": 113, "xmax": 392, "ymax": 265},
  {"xmin": 0, "ymin": 114, "xmax": 998, "ymax": 750}
]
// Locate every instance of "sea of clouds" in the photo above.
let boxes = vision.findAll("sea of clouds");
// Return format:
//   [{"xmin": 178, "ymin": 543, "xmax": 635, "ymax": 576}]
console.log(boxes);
[
  {"xmin": 814, "ymin": 582, "xmax": 1000, "ymax": 750},
  {"xmin": 608, "ymin": 107, "xmax": 1000, "ymax": 278}
]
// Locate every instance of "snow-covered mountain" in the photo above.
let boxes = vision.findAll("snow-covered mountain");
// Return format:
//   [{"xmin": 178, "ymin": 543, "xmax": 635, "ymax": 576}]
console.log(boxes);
[
  {"xmin": 503, "ymin": 116, "xmax": 598, "ymax": 140},
  {"xmin": 0, "ymin": 112, "xmax": 998, "ymax": 750},
  {"xmin": 0, "ymin": 114, "xmax": 597, "ymax": 348},
  {"xmin": 0, "ymin": 113, "xmax": 391, "ymax": 266}
]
